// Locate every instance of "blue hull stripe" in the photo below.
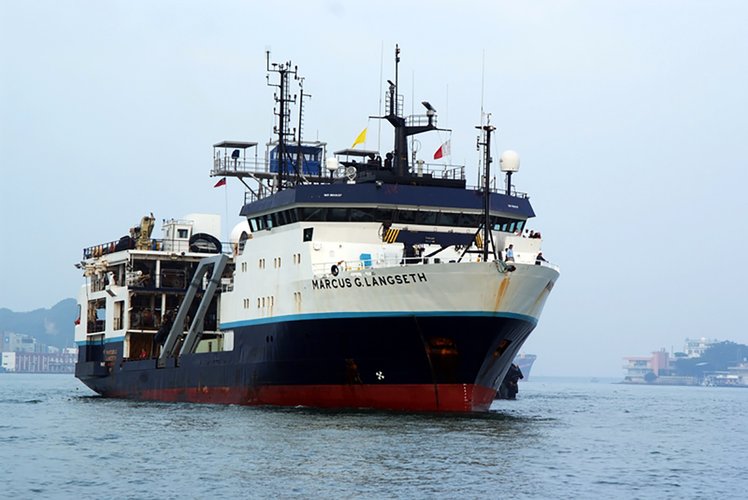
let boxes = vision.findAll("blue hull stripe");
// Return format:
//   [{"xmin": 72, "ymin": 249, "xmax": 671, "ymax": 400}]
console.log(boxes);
[
  {"xmin": 76, "ymin": 335, "xmax": 125, "ymax": 346},
  {"xmin": 74, "ymin": 312, "xmax": 537, "ymax": 345},
  {"xmin": 220, "ymin": 310, "xmax": 537, "ymax": 329}
]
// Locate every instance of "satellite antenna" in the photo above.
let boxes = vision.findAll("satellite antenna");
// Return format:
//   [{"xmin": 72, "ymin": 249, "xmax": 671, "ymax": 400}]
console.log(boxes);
[
  {"xmin": 499, "ymin": 150, "xmax": 520, "ymax": 196},
  {"xmin": 325, "ymin": 157, "xmax": 339, "ymax": 181},
  {"xmin": 325, "ymin": 157, "xmax": 339, "ymax": 171}
]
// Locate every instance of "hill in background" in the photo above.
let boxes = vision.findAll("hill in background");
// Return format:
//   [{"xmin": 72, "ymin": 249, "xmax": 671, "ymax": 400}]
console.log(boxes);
[{"xmin": 0, "ymin": 299, "xmax": 77, "ymax": 349}]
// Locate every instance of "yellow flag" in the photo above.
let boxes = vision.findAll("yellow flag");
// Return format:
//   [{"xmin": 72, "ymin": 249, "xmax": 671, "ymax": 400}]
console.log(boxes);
[{"xmin": 351, "ymin": 128, "xmax": 367, "ymax": 148}]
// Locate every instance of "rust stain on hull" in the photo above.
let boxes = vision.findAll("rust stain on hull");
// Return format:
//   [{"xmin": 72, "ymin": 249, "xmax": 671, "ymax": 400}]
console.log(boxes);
[{"xmin": 494, "ymin": 276, "xmax": 510, "ymax": 311}]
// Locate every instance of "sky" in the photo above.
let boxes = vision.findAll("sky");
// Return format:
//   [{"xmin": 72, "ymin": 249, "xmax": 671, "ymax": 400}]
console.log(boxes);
[{"xmin": 2, "ymin": 0, "xmax": 747, "ymax": 377}]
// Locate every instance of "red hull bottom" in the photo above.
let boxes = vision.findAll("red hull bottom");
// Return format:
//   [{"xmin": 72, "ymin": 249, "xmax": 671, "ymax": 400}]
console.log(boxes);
[{"xmin": 114, "ymin": 384, "xmax": 497, "ymax": 412}]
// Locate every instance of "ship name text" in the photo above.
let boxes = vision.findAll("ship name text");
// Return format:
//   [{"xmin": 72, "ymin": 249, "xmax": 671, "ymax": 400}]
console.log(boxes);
[{"xmin": 312, "ymin": 272, "xmax": 428, "ymax": 290}]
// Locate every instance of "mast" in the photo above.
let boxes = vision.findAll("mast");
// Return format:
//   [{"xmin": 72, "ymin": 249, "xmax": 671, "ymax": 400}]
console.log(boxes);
[
  {"xmin": 384, "ymin": 45, "xmax": 438, "ymax": 177},
  {"xmin": 295, "ymin": 76, "xmax": 311, "ymax": 184},
  {"xmin": 476, "ymin": 117, "xmax": 496, "ymax": 262},
  {"xmin": 266, "ymin": 51, "xmax": 298, "ymax": 191}
]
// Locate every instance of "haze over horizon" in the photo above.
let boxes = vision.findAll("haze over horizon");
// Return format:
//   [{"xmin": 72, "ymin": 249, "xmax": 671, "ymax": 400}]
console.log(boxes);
[{"xmin": 2, "ymin": 1, "xmax": 746, "ymax": 377}]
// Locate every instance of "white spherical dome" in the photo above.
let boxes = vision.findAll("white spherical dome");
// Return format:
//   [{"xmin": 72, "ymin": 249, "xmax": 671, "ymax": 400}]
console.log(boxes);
[
  {"xmin": 325, "ymin": 157, "xmax": 339, "ymax": 172},
  {"xmin": 499, "ymin": 150, "xmax": 520, "ymax": 172}
]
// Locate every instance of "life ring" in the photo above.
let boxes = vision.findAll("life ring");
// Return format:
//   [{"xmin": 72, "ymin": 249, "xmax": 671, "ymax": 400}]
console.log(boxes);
[{"xmin": 331, "ymin": 264, "xmax": 339, "ymax": 276}]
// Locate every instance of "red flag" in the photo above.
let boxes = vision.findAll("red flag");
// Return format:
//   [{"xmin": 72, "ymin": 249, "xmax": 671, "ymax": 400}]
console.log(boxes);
[
  {"xmin": 433, "ymin": 139, "xmax": 451, "ymax": 160},
  {"xmin": 213, "ymin": 177, "xmax": 227, "ymax": 188}
]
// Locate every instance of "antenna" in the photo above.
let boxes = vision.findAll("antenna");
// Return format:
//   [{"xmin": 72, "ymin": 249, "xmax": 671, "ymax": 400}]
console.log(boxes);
[
  {"xmin": 378, "ymin": 41, "xmax": 384, "ymax": 153},
  {"xmin": 266, "ymin": 51, "xmax": 299, "ymax": 192},
  {"xmin": 476, "ymin": 115, "xmax": 496, "ymax": 262},
  {"xmin": 477, "ymin": 49, "xmax": 486, "ymax": 187},
  {"xmin": 295, "ymin": 75, "xmax": 312, "ymax": 184}
]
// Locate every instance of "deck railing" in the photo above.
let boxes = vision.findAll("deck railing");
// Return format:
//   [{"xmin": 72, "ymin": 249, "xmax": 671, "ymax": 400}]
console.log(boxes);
[
  {"xmin": 83, "ymin": 238, "xmax": 233, "ymax": 260},
  {"xmin": 310, "ymin": 255, "xmax": 559, "ymax": 277},
  {"xmin": 211, "ymin": 157, "xmax": 269, "ymax": 177}
]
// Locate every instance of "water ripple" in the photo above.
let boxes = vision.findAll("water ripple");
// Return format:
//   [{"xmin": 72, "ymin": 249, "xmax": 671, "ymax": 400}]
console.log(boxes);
[{"xmin": 1, "ymin": 375, "xmax": 747, "ymax": 498}]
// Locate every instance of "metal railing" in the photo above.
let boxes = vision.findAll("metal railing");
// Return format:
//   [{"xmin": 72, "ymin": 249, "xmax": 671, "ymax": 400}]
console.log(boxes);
[
  {"xmin": 83, "ymin": 238, "xmax": 234, "ymax": 260},
  {"xmin": 312, "ymin": 257, "xmax": 417, "ymax": 277},
  {"xmin": 410, "ymin": 162, "xmax": 464, "ymax": 181},
  {"xmin": 534, "ymin": 260, "xmax": 561, "ymax": 272},
  {"xmin": 310, "ymin": 254, "xmax": 475, "ymax": 277},
  {"xmin": 405, "ymin": 114, "xmax": 437, "ymax": 127},
  {"xmin": 211, "ymin": 157, "xmax": 269, "ymax": 177},
  {"xmin": 311, "ymin": 255, "xmax": 558, "ymax": 277},
  {"xmin": 465, "ymin": 183, "xmax": 529, "ymax": 198}
]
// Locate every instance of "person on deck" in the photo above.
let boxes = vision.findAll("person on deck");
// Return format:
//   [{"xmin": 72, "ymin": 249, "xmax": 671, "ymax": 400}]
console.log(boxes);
[
  {"xmin": 505, "ymin": 244, "xmax": 515, "ymax": 262},
  {"xmin": 384, "ymin": 152, "xmax": 393, "ymax": 170}
]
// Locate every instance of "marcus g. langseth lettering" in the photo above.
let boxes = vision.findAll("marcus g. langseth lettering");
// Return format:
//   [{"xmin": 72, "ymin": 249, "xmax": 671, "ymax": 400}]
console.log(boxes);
[{"xmin": 312, "ymin": 272, "xmax": 427, "ymax": 290}]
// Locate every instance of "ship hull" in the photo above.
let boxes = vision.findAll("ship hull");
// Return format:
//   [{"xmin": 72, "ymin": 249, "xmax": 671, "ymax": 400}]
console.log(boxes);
[
  {"xmin": 76, "ymin": 314, "xmax": 535, "ymax": 412},
  {"xmin": 514, "ymin": 354, "xmax": 537, "ymax": 380}
]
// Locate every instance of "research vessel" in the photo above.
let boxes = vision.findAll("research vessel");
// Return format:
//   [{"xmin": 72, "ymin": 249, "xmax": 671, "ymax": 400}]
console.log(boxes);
[
  {"xmin": 74, "ymin": 48, "xmax": 559, "ymax": 412},
  {"xmin": 514, "ymin": 353, "xmax": 537, "ymax": 380}
]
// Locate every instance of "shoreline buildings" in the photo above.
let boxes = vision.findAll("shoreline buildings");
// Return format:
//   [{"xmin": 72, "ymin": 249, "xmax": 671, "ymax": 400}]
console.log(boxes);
[{"xmin": 1, "ymin": 332, "xmax": 77, "ymax": 373}]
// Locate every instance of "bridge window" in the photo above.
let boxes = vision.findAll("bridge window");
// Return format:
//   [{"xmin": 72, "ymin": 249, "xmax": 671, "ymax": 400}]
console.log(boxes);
[
  {"xmin": 438, "ymin": 212, "xmax": 459, "ymax": 226},
  {"xmin": 458, "ymin": 213, "xmax": 481, "ymax": 227},
  {"xmin": 395, "ymin": 210, "xmax": 417, "ymax": 224},
  {"xmin": 299, "ymin": 207, "xmax": 324, "ymax": 221},
  {"xmin": 373, "ymin": 208, "xmax": 395, "ymax": 221},
  {"xmin": 350, "ymin": 208, "xmax": 377, "ymax": 223},
  {"xmin": 491, "ymin": 216, "xmax": 527, "ymax": 233},
  {"xmin": 416, "ymin": 211, "xmax": 438, "ymax": 225},
  {"xmin": 247, "ymin": 207, "xmax": 526, "ymax": 233},
  {"xmin": 327, "ymin": 207, "xmax": 349, "ymax": 221}
]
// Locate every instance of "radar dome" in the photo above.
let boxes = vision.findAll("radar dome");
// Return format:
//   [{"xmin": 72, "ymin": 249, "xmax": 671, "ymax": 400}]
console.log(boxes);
[
  {"xmin": 499, "ymin": 150, "xmax": 520, "ymax": 173},
  {"xmin": 325, "ymin": 157, "xmax": 339, "ymax": 172}
]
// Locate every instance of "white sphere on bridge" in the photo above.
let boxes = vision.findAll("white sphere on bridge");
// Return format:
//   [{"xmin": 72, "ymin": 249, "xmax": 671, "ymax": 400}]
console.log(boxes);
[
  {"xmin": 499, "ymin": 150, "xmax": 520, "ymax": 172},
  {"xmin": 325, "ymin": 157, "xmax": 339, "ymax": 172}
]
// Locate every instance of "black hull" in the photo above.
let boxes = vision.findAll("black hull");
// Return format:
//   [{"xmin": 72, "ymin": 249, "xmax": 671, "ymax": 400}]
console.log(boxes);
[{"xmin": 76, "ymin": 314, "xmax": 535, "ymax": 412}]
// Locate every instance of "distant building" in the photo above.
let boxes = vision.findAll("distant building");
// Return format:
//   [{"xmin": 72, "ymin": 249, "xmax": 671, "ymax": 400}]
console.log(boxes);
[
  {"xmin": 683, "ymin": 337, "xmax": 718, "ymax": 358},
  {"xmin": 1, "ymin": 349, "xmax": 77, "ymax": 373},
  {"xmin": 2, "ymin": 332, "xmax": 42, "ymax": 352},
  {"xmin": 1, "ymin": 332, "xmax": 77, "ymax": 373},
  {"xmin": 622, "ymin": 341, "xmax": 704, "ymax": 385},
  {"xmin": 623, "ymin": 349, "xmax": 673, "ymax": 382},
  {"xmin": 1, "ymin": 352, "xmax": 15, "ymax": 372},
  {"xmin": 704, "ymin": 362, "xmax": 748, "ymax": 387}
]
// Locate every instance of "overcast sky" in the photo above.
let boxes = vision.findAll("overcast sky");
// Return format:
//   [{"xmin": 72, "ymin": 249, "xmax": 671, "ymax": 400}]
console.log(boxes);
[{"xmin": 2, "ymin": 1, "xmax": 747, "ymax": 377}]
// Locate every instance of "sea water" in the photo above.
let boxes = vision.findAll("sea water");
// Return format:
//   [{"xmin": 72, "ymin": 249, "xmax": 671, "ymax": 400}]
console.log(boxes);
[{"xmin": 1, "ymin": 374, "xmax": 745, "ymax": 499}]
